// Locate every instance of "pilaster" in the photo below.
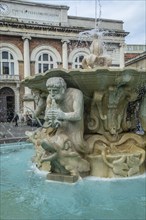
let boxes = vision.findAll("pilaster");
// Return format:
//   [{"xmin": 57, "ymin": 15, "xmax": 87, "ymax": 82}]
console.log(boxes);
[
  {"xmin": 22, "ymin": 35, "xmax": 32, "ymax": 97},
  {"xmin": 61, "ymin": 39, "xmax": 69, "ymax": 69},
  {"xmin": 119, "ymin": 43, "xmax": 125, "ymax": 68}
]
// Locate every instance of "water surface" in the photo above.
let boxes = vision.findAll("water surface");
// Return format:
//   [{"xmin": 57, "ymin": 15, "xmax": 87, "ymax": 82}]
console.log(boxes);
[{"xmin": 0, "ymin": 142, "xmax": 145, "ymax": 220}]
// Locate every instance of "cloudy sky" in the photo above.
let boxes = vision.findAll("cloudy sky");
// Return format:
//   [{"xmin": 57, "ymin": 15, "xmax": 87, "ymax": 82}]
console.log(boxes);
[{"xmin": 26, "ymin": 0, "xmax": 145, "ymax": 44}]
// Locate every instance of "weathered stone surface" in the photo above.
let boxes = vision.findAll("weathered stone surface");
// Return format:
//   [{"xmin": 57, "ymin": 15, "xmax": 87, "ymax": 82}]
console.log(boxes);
[{"xmin": 47, "ymin": 173, "xmax": 78, "ymax": 183}]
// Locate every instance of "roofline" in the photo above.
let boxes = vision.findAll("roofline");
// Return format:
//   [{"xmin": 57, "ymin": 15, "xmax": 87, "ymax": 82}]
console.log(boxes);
[
  {"xmin": 1, "ymin": 0, "xmax": 69, "ymax": 10},
  {"xmin": 126, "ymin": 44, "xmax": 146, "ymax": 46},
  {"xmin": 125, "ymin": 51, "xmax": 146, "ymax": 65},
  {"xmin": 68, "ymin": 15, "xmax": 124, "ymax": 24}
]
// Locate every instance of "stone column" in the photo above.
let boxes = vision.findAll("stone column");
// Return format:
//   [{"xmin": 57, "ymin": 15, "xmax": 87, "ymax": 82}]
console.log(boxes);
[
  {"xmin": 22, "ymin": 35, "xmax": 34, "ymax": 115},
  {"xmin": 119, "ymin": 43, "xmax": 125, "ymax": 68},
  {"xmin": 22, "ymin": 35, "xmax": 31, "ymax": 97},
  {"xmin": 15, "ymin": 84, "xmax": 20, "ymax": 113},
  {"xmin": 61, "ymin": 39, "xmax": 69, "ymax": 69}
]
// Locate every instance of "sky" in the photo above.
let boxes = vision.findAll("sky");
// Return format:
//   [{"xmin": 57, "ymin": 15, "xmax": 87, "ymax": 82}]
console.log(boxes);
[{"xmin": 24, "ymin": 0, "xmax": 146, "ymax": 44}]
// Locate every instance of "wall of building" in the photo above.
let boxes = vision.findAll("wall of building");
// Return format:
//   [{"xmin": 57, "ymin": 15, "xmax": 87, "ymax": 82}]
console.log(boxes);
[
  {"xmin": 128, "ymin": 59, "xmax": 146, "ymax": 69},
  {"xmin": 125, "ymin": 44, "xmax": 146, "ymax": 62},
  {"xmin": 125, "ymin": 52, "xmax": 146, "ymax": 70}
]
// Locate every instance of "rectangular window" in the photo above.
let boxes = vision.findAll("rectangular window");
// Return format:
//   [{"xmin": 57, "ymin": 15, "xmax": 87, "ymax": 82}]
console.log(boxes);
[
  {"xmin": 43, "ymin": 64, "xmax": 49, "ymax": 72},
  {"xmin": 2, "ymin": 51, "xmax": 8, "ymax": 59},
  {"xmin": 2, "ymin": 62, "xmax": 9, "ymax": 74},
  {"xmin": 50, "ymin": 64, "xmax": 53, "ymax": 69},
  {"xmin": 11, "ymin": 63, "xmax": 14, "ymax": 75},
  {"xmin": 43, "ymin": 54, "xmax": 48, "ymax": 61},
  {"xmin": 38, "ymin": 64, "xmax": 41, "ymax": 73}
]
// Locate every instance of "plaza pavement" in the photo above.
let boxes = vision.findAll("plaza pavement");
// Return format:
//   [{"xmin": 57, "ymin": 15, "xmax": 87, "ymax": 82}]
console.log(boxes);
[{"xmin": 0, "ymin": 122, "xmax": 36, "ymax": 144}]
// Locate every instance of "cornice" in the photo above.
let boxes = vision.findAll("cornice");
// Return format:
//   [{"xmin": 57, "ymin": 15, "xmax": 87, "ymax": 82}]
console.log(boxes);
[
  {"xmin": 1, "ymin": 0, "xmax": 69, "ymax": 10},
  {"xmin": 0, "ymin": 20, "xmax": 128, "ymax": 37},
  {"xmin": 0, "ymin": 20, "xmax": 84, "ymax": 33},
  {"xmin": 68, "ymin": 15, "xmax": 124, "ymax": 24}
]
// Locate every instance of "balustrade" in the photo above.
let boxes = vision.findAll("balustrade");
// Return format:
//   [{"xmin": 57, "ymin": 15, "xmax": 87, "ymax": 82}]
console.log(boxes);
[{"xmin": 0, "ymin": 74, "xmax": 20, "ymax": 81}]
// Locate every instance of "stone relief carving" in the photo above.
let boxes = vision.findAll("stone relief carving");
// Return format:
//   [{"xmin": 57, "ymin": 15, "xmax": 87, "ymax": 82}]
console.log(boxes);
[{"xmin": 87, "ymin": 75, "xmax": 138, "ymax": 135}]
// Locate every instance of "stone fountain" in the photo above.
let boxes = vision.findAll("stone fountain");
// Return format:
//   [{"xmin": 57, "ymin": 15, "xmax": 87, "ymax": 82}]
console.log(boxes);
[{"xmin": 22, "ymin": 35, "xmax": 146, "ymax": 182}]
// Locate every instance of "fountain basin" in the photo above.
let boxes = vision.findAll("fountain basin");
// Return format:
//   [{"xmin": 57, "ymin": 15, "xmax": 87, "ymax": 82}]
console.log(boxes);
[
  {"xmin": 0, "ymin": 142, "xmax": 146, "ymax": 220},
  {"xmin": 22, "ymin": 68, "xmax": 146, "ymax": 97}
]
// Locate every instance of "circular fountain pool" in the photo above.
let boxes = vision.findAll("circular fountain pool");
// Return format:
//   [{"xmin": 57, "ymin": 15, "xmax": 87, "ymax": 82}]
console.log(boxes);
[{"xmin": 0, "ymin": 142, "xmax": 145, "ymax": 220}]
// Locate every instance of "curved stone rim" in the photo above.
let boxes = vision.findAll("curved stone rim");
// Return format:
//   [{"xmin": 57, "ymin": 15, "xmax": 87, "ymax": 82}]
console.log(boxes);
[{"xmin": 21, "ymin": 67, "xmax": 146, "ymax": 98}]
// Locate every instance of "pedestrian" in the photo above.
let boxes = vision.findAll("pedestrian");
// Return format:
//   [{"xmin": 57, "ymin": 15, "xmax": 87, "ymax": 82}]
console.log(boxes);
[{"xmin": 13, "ymin": 113, "xmax": 19, "ymax": 127}]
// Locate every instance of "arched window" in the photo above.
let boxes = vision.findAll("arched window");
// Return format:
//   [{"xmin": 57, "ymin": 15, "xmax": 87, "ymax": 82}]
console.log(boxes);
[
  {"xmin": 31, "ymin": 46, "xmax": 61, "ymax": 74},
  {"xmin": 68, "ymin": 48, "xmax": 90, "ymax": 69},
  {"xmin": 0, "ymin": 43, "xmax": 23, "ymax": 76},
  {"xmin": 0, "ymin": 51, "xmax": 15, "ymax": 75},
  {"xmin": 37, "ymin": 52, "xmax": 54, "ymax": 73}
]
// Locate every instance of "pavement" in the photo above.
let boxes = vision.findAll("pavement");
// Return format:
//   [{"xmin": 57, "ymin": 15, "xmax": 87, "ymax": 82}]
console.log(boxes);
[{"xmin": 0, "ymin": 122, "xmax": 37, "ymax": 144}]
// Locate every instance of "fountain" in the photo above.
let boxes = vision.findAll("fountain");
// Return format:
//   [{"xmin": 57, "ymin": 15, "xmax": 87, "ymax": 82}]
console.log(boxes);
[
  {"xmin": 1, "ymin": 1, "xmax": 146, "ymax": 219},
  {"xmin": 1, "ymin": 47, "xmax": 145, "ymax": 219},
  {"xmin": 21, "ymin": 31, "xmax": 146, "ymax": 182}
]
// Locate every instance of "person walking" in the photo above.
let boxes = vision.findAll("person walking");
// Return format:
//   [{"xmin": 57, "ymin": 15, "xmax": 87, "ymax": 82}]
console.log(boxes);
[{"xmin": 13, "ymin": 113, "xmax": 19, "ymax": 127}]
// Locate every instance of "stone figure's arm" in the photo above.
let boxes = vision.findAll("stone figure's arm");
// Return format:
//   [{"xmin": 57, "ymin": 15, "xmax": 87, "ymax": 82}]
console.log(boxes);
[
  {"xmin": 34, "ymin": 97, "xmax": 46, "ymax": 118},
  {"xmin": 44, "ymin": 96, "xmax": 52, "ymax": 120}
]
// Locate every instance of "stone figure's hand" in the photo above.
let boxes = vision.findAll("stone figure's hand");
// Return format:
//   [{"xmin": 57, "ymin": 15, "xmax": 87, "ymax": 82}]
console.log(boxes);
[
  {"xmin": 54, "ymin": 120, "xmax": 61, "ymax": 128},
  {"xmin": 46, "ymin": 109, "xmax": 66, "ymax": 120},
  {"xmin": 45, "ymin": 110, "xmax": 56, "ymax": 120},
  {"xmin": 44, "ymin": 110, "xmax": 64, "ymax": 128},
  {"xmin": 55, "ymin": 109, "xmax": 66, "ymax": 120}
]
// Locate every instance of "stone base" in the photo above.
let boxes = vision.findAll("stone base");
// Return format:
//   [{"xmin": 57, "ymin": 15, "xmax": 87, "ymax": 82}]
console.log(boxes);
[
  {"xmin": 47, "ymin": 173, "xmax": 79, "ymax": 183},
  {"xmin": 80, "ymin": 171, "xmax": 90, "ymax": 178}
]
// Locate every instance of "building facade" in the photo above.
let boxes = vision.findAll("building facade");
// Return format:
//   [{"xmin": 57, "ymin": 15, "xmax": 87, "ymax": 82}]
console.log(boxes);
[
  {"xmin": 125, "ymin": 51, "xmax": 146, "ymax": 69},
  {"xmin": 0, "ymin": 0, "xmax": 128, "ymax": 122},
  {"xmin": 125, "ymin": 44, "xmax": 146, "ymax": 62}
]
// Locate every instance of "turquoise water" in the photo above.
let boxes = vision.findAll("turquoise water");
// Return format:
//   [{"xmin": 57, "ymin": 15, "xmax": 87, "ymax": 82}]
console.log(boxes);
[{"xmin": 0, "ymin": 142, "xmax": 146, "ymax": 220}]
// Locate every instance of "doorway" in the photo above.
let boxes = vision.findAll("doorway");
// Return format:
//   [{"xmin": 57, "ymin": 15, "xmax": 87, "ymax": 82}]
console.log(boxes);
[{"xmin": 0, "ymin": 87, "xmax": 15, "ymax": 122}]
